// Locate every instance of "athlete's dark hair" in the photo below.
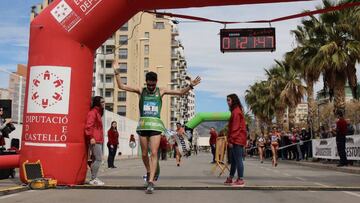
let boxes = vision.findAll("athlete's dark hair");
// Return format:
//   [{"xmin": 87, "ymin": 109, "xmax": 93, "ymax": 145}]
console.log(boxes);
[
  {"xmin": 146, "ymin": 71, "xmax": 157, "ymax": 81},
  {"xmin": 227, "ymin": 93, "xmax": 243, "ymax": 111}
]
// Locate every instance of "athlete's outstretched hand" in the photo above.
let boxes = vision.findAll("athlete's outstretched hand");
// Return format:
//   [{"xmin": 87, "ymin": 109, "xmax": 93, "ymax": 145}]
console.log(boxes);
[{"xmin": 190, "ymin": 76, "xmax": 201, "ymax": 87}]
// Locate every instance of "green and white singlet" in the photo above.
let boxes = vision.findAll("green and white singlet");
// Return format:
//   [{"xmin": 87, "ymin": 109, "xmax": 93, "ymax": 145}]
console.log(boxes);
[{"xmin": 136, "ymin": 87, "xmax": 166, "ymax": 134}]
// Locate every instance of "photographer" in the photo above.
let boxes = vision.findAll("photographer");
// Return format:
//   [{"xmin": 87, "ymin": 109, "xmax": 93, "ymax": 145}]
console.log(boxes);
[{"xmin": 0, "ymin": 107, "xmax": 13, "ymax": 148}]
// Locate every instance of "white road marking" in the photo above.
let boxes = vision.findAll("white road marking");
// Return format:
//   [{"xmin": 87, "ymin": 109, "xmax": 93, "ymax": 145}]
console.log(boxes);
[
  {"xmin": 343, "ymin": 191, "xmax": 360, "ymax": 198},
  {"xmin": 314, "ymin": 182, "xmax": 330, "ymax": 187},
  {"xmin": 295, "ymin": 177, "xmax": 306, "ymax": 181},
  {"xmin": 0, "ymin": 194, "xmax": 18, "ymax": 199}
]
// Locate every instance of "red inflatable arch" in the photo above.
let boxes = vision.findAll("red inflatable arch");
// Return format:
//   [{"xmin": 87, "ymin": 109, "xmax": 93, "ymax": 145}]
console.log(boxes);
[{"xmin": 13, "ymin": 0, "xmax": 305, "ymax": 185}]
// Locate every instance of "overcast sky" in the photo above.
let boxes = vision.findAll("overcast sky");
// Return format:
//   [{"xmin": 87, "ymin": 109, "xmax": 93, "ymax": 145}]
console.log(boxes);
[{"xmin": 0, "ymin": 0, "xmax": 351, "ymax": 113}]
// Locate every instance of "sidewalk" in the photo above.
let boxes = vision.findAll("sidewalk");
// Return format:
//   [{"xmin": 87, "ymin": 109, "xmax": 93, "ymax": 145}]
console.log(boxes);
[
  {"xmin": 281, "ymin": 158, "xmax": 360, "ymax": 174},
  {"xmin": 0, "ymin": 172, "xmax": 27, "ymax": 196}
]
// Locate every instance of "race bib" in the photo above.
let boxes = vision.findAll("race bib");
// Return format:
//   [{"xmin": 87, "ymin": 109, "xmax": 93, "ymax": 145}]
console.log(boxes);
[
  {"xmin": 143, "ymin": 101, "xmax": 159, "ymax": 116},
  {"xmin": 271, "ymin": 135, "xmax": 278, "ymax": 142}
]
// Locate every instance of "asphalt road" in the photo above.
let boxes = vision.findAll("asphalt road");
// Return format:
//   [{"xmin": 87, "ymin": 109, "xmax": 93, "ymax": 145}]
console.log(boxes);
[{"xmin": 0, "ymin": 153, "xmax": 359, "ymax": 202}]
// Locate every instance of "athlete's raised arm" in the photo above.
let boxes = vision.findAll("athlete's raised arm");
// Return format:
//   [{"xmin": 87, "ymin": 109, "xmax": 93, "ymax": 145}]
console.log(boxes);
[
  {"xmin": 160, "ymin": 76, "xmax": 201, "ymax": 96},
  {"xmin": 113, "ymin": 61, "xmax": 141, "ymax": 95}
]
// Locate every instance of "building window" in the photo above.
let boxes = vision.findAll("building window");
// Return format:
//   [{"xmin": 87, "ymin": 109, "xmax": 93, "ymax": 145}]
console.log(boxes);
[
  {"xmin": 105, "ymin": 104, "xmax": 113, "ymax": 112},
  {"xmin": 120, "ymin": 77, "xmax": 127, "ymax": 85},
  {"xmin": 154, "ymin": 22, "xmax": 165, "ymax": 29},
  {"xmin": 119, "ymin": 35, "xmax": 128, "ymax": 45},
  {"xmin": 105, "ymin": 46, "xmax": 113, "ymax": 54},
  {"xmin": 105, "ymin": 75, "xmax": 113, "ymax": 83},
  {"xmin": 144, "ymin": 32, "xmax": 150, "ymax": 38},
  {"xmin": 120, "ymin": 22, "xmax": 128, "ymax": 31},
  {"xmin": 105, "ymin": 60, "xmax": 112, "ymax": 68},
  {"xmin": 144, "ymin": 45, "xmax": 149, "ymax": 55},
  {"xmin": 118, "ymin": 63, "xmax": 127, "ymax": 73},
  {"xmin": 118, "ymin": 91, "xmax": 126, "ymax": 102},
  {"xmin": 105, "ymin": 90, "xmax": 112, "ymax": 97},
  {"xmin": 144, "ymin": 70, "xmax": 149, "ymax": 79},
  {"xmin": 144, "ymin": 58, "xmax": 149, "ymax": 68},
  {"xmin": 118, "ymin": 105, "xmax": 126, "ymax": 116},
  {"xmin": 92, "ymin": 77, "xmax": 96, "ymax": 87},
  {"xmin": 119, "ymin": 49, "xmax": 128, "ymax": 59}
]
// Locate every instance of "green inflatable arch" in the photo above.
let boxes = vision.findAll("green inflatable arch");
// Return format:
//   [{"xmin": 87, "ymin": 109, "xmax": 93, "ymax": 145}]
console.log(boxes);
[{"xmin": 185, "ymin": 112, "xmax": 231, "ymax": 129}]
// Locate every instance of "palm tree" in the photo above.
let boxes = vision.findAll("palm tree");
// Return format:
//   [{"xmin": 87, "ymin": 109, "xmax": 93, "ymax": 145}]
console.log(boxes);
[
  {"xmin": 310, "ymin": 0, "xmax": 360, "ymax": 114},
  {"xmin": 287, "ymin": 15, "xmax": 322, "ymax": 134},
  {"xmin": 245, "ymin": 81, "xmax": 274, "ymax": 134},
  {"xmin": 276, "ymin": 60, "xmax": 306, "ymax": 130},
  {"xmin": 264, "ymin": 65, "xmax": 287, "ymax": 130}
]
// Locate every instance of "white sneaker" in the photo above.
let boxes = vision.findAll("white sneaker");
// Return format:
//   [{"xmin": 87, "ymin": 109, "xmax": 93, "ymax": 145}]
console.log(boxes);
[{"xmin": 89, "ymin": 178, "xmax": 105, "ymax": 185}]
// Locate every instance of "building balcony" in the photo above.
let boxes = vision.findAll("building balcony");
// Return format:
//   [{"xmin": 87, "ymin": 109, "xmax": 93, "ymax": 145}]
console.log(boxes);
[
  {"xmin": 171, "ymin": 40, "xmax": 179, "ymax": 47},
  {"xmin": 104, "ymin": 38, "xmax": 115, "ymax": 45},
  {"xmin": 171, "ymin": 28, "xmax": 179, "ymax": 36},
  {"xmin": 104, "ymin": 97, "xmax": 113, "ymax": 103},
  {"xmin": 104, "ymin": 82, "xmax": 114, "ymax": 89},
  {"xmin": 171, "ymin": 53, "xmax": 179, "ymax": 59},
  {"xmin": 104, "ymin": 68, "xmax": 115, "ymax": 74}
]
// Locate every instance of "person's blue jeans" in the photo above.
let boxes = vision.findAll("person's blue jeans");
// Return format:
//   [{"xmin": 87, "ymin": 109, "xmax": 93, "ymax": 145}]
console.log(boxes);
[{"xmin": 229, "ymin": 144, "xmax": 244, "ymax": 179}]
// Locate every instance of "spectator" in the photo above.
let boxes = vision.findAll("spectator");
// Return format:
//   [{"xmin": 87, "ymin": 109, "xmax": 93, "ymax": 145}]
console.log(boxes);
[
  {"xmin": 224, "ymin": 94, "xmax": 247, "ymax": 187},
  {"xmin": 160, "ymin": 134, "xmax": 168, "ymax": 160},
  {"xmin": 85, "ymin": 96, "xmax": 105, "ymax": 185},
  {"xmin": 335, "ymin": 110, "xmax": 348, "ymax": 167},
  {"xmin": 209, "ymin": 127, "xmax": 218, "ymax": 164},
  {"xmin": 0, "ymin": 106, "xmax": 12, "ymax": 149},
  {"xmin": 107, "ymin": 121, "xmax": 119, "ymax": 168}
]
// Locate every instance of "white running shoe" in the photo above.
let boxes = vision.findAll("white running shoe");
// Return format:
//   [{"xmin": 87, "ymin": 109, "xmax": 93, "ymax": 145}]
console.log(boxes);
[{"xmin": 89, "ymin": 178, "xmax": 105, "ymax": 186}]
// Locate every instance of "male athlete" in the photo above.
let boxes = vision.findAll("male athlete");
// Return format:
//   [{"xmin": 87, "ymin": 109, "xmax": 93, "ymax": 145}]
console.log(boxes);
[{"xmin": 113, "ymin": 62, "xmax": 201, "ymax": 194}]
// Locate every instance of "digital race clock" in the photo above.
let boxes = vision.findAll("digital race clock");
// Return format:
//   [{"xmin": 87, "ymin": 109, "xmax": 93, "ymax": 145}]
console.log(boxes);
[{"xmin": 220, "ymin": 28, "xmax": 276, "ymax": 52}]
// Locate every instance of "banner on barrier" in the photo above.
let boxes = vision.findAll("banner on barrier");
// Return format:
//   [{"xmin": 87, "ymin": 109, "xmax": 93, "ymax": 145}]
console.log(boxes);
[{"xmin": 312, "ymin": 135, "xmax": 360, "ymax": 160}]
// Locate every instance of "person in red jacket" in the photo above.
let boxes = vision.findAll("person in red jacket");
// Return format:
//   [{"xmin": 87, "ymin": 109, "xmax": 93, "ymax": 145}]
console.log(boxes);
[
  {"xmin": 224, "ymin": 93, "xmax": 247, "ymax": 187},
  {"xmin": 335, "ymin": 110, "xmax": 348, "ymax": 167},
  {"xmin": 85, "ymin": 96, "xmax": 105, "ymax": 185},
  {"xmin": 209, "ymin": 127, "xmax": 218, "ymax": 163},
  {"xmin": 107, "ymin": 121, "xmax": 119, "ymax": 168}
]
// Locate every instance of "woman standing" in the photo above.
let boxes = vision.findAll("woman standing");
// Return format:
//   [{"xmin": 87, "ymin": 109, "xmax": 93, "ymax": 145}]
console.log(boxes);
[
  {"xmin": 107, "ymin": 121, "xmax": 119, "ymax": 168},
  {"xmin": 85, "ymin": 96, "xmax": 105, "ymax": 185},
  {"xmin": 224, "ymin": 94, "xmax": 247, "ymax": 187}
]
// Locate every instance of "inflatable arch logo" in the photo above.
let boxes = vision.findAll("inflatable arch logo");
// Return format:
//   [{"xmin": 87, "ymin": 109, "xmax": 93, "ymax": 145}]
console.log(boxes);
[{"xmin": 15, "ymin": 0, "xmax": 306, "ymax": 185}]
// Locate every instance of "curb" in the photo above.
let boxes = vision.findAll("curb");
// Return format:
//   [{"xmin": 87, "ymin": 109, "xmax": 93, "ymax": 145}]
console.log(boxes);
[
  {"xmin": 0, "ymin": 186, "xmax": 28, "ymax": 196},
  {"xmin": 281, "ymin": 160, "xmax": 360, "ymax": 174},
  {"xmin": 71, "ymin": 185, "xmax": 360, "ymax": 191}
]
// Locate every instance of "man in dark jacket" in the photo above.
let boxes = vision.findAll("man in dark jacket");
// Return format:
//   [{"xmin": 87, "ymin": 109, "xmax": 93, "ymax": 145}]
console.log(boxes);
[{"xmin": 335, "ymin": 110, "xmax": 348, "ymax": 167}]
